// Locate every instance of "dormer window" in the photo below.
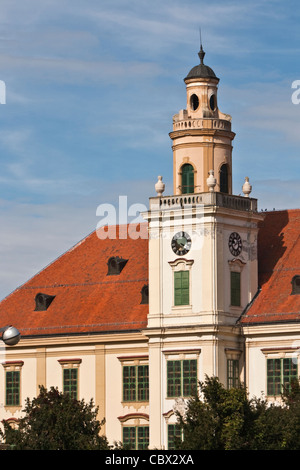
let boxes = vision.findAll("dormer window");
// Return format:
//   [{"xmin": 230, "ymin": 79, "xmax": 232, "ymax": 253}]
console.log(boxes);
[
  {"xmin": 107, "ymin": 256, "xmax": 128, "ymax": 275},
  {"xmin": 140, "ymin": 285, "xmax": 149, "ymax": 305},
  {"xmin": 34, "ymin": 293, "xmax": 55, "ymax": 311},
  {"xmin": 291, "ymin": 275, "xmax": 300, "ymax": 295}
]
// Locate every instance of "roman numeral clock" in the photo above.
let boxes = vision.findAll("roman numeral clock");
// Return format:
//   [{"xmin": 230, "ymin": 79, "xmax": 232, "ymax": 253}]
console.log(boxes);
[
  {"xmin": 228, "ymin": 232, "xmax": 242, "ymax": 257},
  {"xmin": 171, "ymin": 231, "xmax": 192, "ymax": 256}
]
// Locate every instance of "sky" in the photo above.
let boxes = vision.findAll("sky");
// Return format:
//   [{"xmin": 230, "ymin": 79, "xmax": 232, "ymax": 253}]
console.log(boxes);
[{"xmin": 0, "ymin": 0, "xmax": 300, "ymax": 300}]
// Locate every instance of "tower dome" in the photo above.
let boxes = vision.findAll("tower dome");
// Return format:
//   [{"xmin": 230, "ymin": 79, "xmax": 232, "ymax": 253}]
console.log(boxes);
[{"xmin": 184, "ymin": 45, "xmax": 219, "ymax": 81}]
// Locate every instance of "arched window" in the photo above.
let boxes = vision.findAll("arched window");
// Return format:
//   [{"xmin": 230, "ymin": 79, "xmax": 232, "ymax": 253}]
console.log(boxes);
[
  {"xmin": 181, "ymin": 164, "xmax": 194, "ymax": 194},
  {"xmin": 220, "ymin": 164, "xmax": 229, "ymax": 193}
]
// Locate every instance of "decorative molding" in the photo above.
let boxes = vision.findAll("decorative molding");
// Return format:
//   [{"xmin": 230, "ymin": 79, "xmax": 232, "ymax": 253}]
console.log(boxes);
[
  {"xmin": 118, "ymin": 413, "xmax": 149, "ymax": 423},
  {"xmin": 168, "ymin": 258, "xmax": 194, "ymax": 269}
]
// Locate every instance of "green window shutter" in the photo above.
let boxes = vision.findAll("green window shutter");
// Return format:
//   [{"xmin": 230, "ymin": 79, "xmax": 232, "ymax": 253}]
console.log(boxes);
[
  {"xmin": 174, "ymin": 271, "xmax": 189, "ymax": 306},
  {"xmin": 63, "ymin": 368, "xmax": 78, "ymax": 399},
  {"xmin": 266, "ymin": 358, "xmax": 298, "ymax": 396},
  {"xmin": 123, "ymin": 426, "xmax": 149, "ymax": 450},
  {"xmin": 182, "ymin": 359, "xmax": 197, "ymax": 396},
  {"xmin": 167, "ymin": 360, "xmax": 182, "ymax": 397},
  {"xmin": 167, "ymin": 359, "xmax": 197, "ymax": 398},
  {"xmin": 123, "ymin": 365, "xmax": 149, "ymax": 402},
  {"xmin": 181, "ymin": 271, "xmax": 189, "ymax": 305},
  {"xmin": 137, "ymin": 426, "xmax": 149, "ymax": 450},
  {"xmin": 267, "ymin": 358, "xmax": 281, "ymax": 396},
  {"xmin": 283, "ymin": 358, "xmax": 298, "ymax": 392},
  {"xmin": 230, "ymin": 271, "xmax": 241, "ymax": 306},
  {"xmin": 6, "ymin": 371, "xmax": 20, "ymax": 406},
  {"xmin": 181, "ymin": 164, "xmax": 194, "ymax": 194},
  {"xmin": 123, "ymin": 427, "xmax": 136, "ymax": 450},
  {"xmin": 137, "ymin": 365, "xmax": 149, "ymax": 401},
  {"xmin": 174, "ymin": 272, "xmax": 182, "ymax": 306},
  {"xmin": 123, "ymin": 366, "xmax": 136, "ymax": 401},
  {"xmin": 168, "ymin": 424, "xmax": 182, "ymax": 450},
  {"xmin": 227, "ymin": 359, "xmax": 239, "ymax": 389}
]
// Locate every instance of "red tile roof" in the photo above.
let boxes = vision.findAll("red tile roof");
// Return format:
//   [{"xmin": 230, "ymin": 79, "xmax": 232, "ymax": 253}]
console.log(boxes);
[
  {"xmin": 0, "ymin": 223, "xmax": 149, "ymax": 337},
  {"xmin": 2, "ymin": 209, "xmax": 300, "ymax": 337},
  {"xmin": 240, "ymin": 209, "xmax": 300, "ymax": 325}
]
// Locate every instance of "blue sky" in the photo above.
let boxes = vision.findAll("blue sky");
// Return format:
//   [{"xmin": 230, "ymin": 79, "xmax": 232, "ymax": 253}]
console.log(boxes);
[{"xmin": 0, "ymin": 0, "xmax": 300, "ymax": 300}]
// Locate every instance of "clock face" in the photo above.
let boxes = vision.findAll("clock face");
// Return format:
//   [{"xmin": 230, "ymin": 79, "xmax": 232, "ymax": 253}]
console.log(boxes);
[
  {"xmin": 172, "ymin": 231, "xmax": 191, "ymax": 256},
  {"xmin": 228, "ymin": 232, "xmax": 242, "ymax": 257}
]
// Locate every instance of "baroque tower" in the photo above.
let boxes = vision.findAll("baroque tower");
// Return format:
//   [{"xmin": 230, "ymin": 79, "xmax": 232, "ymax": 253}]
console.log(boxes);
[
  {"xmin": 171, "ymin": 45, "xmax": 235, "ymax": 195},
  {"xmin": 143, "ymin": 47, "xmax": 263, "ymax": 449}
]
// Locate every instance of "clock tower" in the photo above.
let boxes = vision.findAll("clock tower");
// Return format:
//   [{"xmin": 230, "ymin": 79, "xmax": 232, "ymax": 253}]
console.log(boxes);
[
  {"xmin": 170, "ymin": 45, "xmax": 235, "ymax": 195},
  {"xmin": 143, "ymin": 46, "xmax": 263, "ymax": 449}
]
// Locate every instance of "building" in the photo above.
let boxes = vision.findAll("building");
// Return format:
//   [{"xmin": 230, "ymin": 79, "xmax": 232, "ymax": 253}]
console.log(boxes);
[{"xmin": 0, "ymin": 46, "xmax": 300, "ymax": 450}]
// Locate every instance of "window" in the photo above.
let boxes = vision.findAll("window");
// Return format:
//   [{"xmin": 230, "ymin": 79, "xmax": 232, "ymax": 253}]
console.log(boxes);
[
  {"xmin": 34, "ymin": 292, "xmax": 55, "ymax": 311},
  {"xmin": 291, "ymin": 275, "xmax": 300, "ymax": 295},
  {"xmin": 174, "ymin": 271, "xmax": 189, "ymax": 306},
  {"xmin": 2, "ymin": 361, "xmax": 23, "ymax": 408},
  {"xmin": 267, "ymin": 358, "xmax": 298, "ymax": 396},
  {"xmin": 209, "ymin": 94, "xmax": 217, "ymax": 112},
  {"xmin": 107, "ymin": 256, "xmax": 128, "ymax": 275},
  {"xmin": 230, "ymin": 271, "xmax": 241, "ymax": 307},
  {"xmin": 220, "ymin": 164, "xmax": 229, "ymax": 194},
  {"xmin": 58, "ymin": 359, "xmax": 81, "ymax": 399},
  {"xmin": 123, "ymin": 426, "xmax": 149, "ymax": 450},
  {"xmin": 168, "ymin": 424, "xmax": 183, "ymax": 450},
  {"xmin": 6, "ymin": 371, "xmax": 20, "ymax": 406},
  {"xmin": 181, "ymin": 164, "xmax": 194, "ymax": 194},
  {"xmin": 190, "ymin": 94, "xmax": 199, "ymax": 111},
  {"xmin": 123, "ymin": 365, "xmax": 149, "ymax": 402},
  {"xmin": 167, "ymin": 360, "xmax": 197, "ymax": 398},
  {"xmin": 227, "ymin": 359, "xmax": 239, "ymax": 389},
  {"xmin": 169, "ymin": 259, "xmax": 193, "ymax": 311},
  {"xmin": 63, "ymin": 368, "xmax": 78, "ymax": 399}
]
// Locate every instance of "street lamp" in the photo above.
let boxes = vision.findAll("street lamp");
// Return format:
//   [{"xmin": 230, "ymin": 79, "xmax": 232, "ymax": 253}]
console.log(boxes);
[{"xmin": 0, "ymin": 326, "xmax": 20, "ymax": 346}]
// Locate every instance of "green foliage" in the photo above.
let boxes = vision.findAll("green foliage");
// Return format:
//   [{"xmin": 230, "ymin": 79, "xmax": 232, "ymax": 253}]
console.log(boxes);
[
  {"xmin": 175, "ymin": 375, "xmax": 300, "ymax": 450},
  {"xmin": 0, "ymin": 386, "xmax": 110, "ymax": 450}
]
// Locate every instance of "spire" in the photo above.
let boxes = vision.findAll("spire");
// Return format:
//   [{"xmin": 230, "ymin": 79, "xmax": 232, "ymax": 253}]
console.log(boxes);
[
  {"xmin": 198, "ymin": 28, "xmax": 205, "ymax": 64},
  {"xmin": 184, "ymin": 32, "xmax": 218, "ymax": 81}
]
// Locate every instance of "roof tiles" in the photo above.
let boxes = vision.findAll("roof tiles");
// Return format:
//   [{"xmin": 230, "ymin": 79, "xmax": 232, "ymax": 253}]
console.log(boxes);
[
  {"xmin": 240, "ymin": 209, "xmax": 300, "ymax": 325},
  {"xmin": 0, "ymin": 224, "xmax": 149, "ymax": 337},
  {"xmin": 1, "ymin": 209, "xmax": 300, "ymax": 337}
]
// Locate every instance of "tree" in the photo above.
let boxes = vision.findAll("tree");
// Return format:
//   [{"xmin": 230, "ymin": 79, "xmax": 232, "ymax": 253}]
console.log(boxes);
[
  {"xmin": 174, "ymin": 375, "xmax": 300, "ymax": 450},
  {"xmin": 0, "ymin": 386, "xmax": 110, "ymax": 450},
  {"xmin": 175, "ymin": 376, "xmax": 257, "ymax": 450}
]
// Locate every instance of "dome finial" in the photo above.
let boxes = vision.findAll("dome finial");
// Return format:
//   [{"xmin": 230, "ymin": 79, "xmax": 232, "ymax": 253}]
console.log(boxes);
[{"xmin": 198, "ymin": 27, "xmax": 205, "ymax": 64}]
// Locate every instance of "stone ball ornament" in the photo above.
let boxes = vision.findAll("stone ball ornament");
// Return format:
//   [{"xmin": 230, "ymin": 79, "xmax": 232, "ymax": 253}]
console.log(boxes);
[{"xmin": 1, "ymin": 326, "xmax": 21, "ymax": 346}]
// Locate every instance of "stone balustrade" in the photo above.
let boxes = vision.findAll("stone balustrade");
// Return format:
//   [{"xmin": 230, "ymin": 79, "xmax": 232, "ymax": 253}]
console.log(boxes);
[
  {"xmin": 172, "ymin": 117, "xmax": 231, "ymax": 132},
  {"xmin": 149, "ymin": 192, "xmax": 257, "ymax": 212}
]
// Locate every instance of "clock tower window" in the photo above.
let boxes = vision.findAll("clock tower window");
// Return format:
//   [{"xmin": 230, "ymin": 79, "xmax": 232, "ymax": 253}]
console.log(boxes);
[
  {"xmin": 169, "ymin": 259, "xmax": 194, "ymax": 310},
  {"xmin": 190, "ymin": 94, "xmax": 199, "ymax": 111},
  {"xmin": 230, "ymin": 271, "xmax": 241, "ymax": 307},
  {"xmin": 181, "ymin": 164, "xmax": 194, "ymax": 194},
  {"xmin": 220, "ymin": 164, "xmax": 229, "ymax": 193},
  {"xmin": 174, "ymin": 271, "xmax": 190, "ymax": 306}
]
